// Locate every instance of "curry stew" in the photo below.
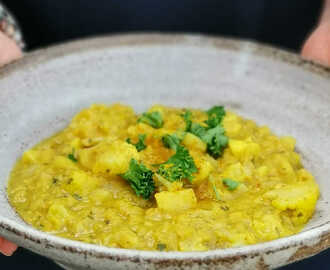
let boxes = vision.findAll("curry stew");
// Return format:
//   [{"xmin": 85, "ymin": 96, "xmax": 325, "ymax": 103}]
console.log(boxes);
[{"xmin": 7, "ymin": 104, "xmax": 319, "ymax": 251}]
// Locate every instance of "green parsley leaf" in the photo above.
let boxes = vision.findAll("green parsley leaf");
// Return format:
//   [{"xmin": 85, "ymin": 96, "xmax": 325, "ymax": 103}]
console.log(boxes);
[
  {"xmin": 205, "ymin": 106, "xmax": 226, "ymax": 128},
  {"xmin": 157, "ymin": 243, "xmax": 167, "ymax": 251},
  {"xmin": 138, "ymin": 111, "xmax": 164, "ymax": 128},
  {"xmin": 181, "ymin": 110, "xmax": 192, "ymax": 131},
  {"xmin": 121, "ymin": 159, "xmax": 155, "ymax": 199},
  {"xmin": 190, "ymin": 124, "xmax": 228, "ymax": 159},
  {"xmin": 222, "ymin": 178, "xmax": 240, "ymax": 191},
  {"xmin": 126, "ymin": 134, "xmax": 147, "ymax": 152},
  {"xmin": 68, "ymin": 149, "xmax": 78, "ymax": 162},
  {"xmin": 201, "ymin": 125, "xmax": 228, "ymax": 158},
  {"xmin": 190, "ymin": 122, "xmax": 207, "ymax": 138},
  {"xmin": 157, "ymin": 145, "xmax": 197, "ymax": 182},
  {"xmin": 162, "ymin": 134, "xmax": 182, "ymax": 151},
  {"xmin": 185, "ymin": 106, "xmax": 228, "ymax": 159}
]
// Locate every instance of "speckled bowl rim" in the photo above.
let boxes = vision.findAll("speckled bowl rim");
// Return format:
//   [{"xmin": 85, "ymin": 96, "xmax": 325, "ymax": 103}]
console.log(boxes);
[{"xmin": 1, "ymin": 33, "xmax": 330, "ymax": 265}]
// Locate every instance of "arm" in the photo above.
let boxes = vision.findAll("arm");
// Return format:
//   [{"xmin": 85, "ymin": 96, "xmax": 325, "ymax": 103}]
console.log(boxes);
[{"xmin": 301, "ymin": 0, "xmax": 330, "ymax": 66}]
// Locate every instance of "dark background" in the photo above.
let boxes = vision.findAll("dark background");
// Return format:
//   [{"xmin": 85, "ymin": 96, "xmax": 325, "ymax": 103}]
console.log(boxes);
[
  {"xmin": 1, "ymin": 0, "xmax": 329, "ymax": 269},
  {"xmin": 1, "ymin": 0, "xmax": 323, "ymax": 51}
]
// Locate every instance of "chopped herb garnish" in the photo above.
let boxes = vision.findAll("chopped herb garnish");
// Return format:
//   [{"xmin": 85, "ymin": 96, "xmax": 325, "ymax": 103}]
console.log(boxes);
[
  {"xmin": 73, "ymin": 193, "xmax": 83, "ymax": 200},
  {"xmin": 121, "ymin": 159, "xmax": 155, "ymax": 199},
  {"xmin": 68, "ymin": 148, "xmax": 78, "ymax": 162},
  {"xmin": 209, "ymin": 176, "xmax": 222, "ymax": 201},
  {"xmin": 157, "ymin": 145, "xmax": 197, "ymax": 182},
  {"xmin": 157, "ymin": 243, "xmax": 167, "ymax": 251},
  {"xmin": 162, "ymin": 134, "xmax": 182, "ymax": 151},
  {"xmin": 190, "ymin": 123, "xmax": 207, "ymax": 138},
  {"xmin": 183, "ymin": 106, "xmax": 228, "ymax": 158},
  {"xmin": 126, "ymin": 134, "xmax": 147, "ymax": 152},
  {"xmin": 222, "ymin": 178, "xmax": 240, "ymax": 191},
  {"xmin": 205, "ymin": 106, "xmax": 226, "ymax": 128},
  {"xmin": 182, "ymin": 110, "xmax": 192, "ymax": 131},
  {"xmin": 138, "ymin": 111, "xmax": 164, "ymax": 129},
  {"xmin": 202, "ymin": 125, "xmax": 228, "ymax": 159}
]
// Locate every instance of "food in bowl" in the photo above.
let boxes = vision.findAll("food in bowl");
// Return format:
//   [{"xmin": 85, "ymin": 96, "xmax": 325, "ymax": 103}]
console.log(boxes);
[{"xmin": 7, "ymin": 104, "xmax": 319, "ymax": 251}]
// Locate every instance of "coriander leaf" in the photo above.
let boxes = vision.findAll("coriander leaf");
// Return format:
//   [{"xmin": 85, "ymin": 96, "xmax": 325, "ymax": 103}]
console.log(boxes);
[
  {"xmin": 223, "ymin": 178, "xmax": 240, "ymax": 191},
  {"xmin": 138, "ymin": 111, "xmax": 163, "ymax": 128},
  {"xmin": 157, "ymin": 243, "xmax": 167, "ymax": 251},
  {"xmin": 157, "ymin": 145, "xmax": 197, "ymax": 182},
  {"xmin": 190, "ymin": 122, "xmax": 207, "ymax": 138},
  {"xmin": 68, "ymin": 149, "xmax": 78, "ymax": 162},
  {"xmin": 162, "ymin": 134, "xmax": 182, "ymax": 151},
  {"xmin": 201, "ymin": 125, "xmax": 228, "ymax": 158},
  {"xmin": 189, "ymin": 122, "xmax": 228, "ymax": 158},
  {"xmin": 205, "ymin": 106, "xmax": 226, "ymax": 128},
  {"xmin": 126, "ymin": 134, "xmax": 147, "ymax": 152},
  {"xmin": 181, "ymin": 110, "xmax": 192, "ymax": 131},
  {"xmin": 121, "ymin": 159, "xmax": 155, "ymax": 199}
]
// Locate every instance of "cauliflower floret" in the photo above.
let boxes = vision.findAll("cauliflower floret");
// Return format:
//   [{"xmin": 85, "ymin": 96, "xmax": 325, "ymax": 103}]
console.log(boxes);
[
  {"xmin": 264, "ymin": 180, "xmax": 319, "ymax": 225},
  {"xmin": 79, "ymin": 140, "xmax": 139, "ymax": 175}
]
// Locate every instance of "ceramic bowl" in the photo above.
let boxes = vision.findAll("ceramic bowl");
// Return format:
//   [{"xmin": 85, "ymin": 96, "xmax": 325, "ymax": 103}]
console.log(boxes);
[{"xmin": 0, "ymin": 34, "xmax": 329, "ymax": 270}]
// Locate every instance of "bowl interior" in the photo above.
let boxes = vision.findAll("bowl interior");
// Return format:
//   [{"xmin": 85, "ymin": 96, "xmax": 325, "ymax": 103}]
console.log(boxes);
[{"xmin": 0, "ymin": 35, "xmax": 330, "ymax": 243}]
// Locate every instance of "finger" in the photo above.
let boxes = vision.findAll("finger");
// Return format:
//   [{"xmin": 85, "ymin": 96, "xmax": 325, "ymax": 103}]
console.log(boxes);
[
  {"xmin": 301, "ymin": 21, "xmax": 330, "ymax": 67},
  {"xmin": 0, "ymin": 237, "xmax": 18, "ymax": 256},
  {"xmin": 0, "ymin": 31, "xmax": 22, "ymax": 67}
]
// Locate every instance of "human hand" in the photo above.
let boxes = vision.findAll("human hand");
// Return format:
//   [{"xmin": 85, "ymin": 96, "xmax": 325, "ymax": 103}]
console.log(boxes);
[
  {"xmin": 301, "ymin": 1, "xmax": 330, "ymax": 66},
  {"xmin": 0, "ymin": 31, "xmax": 22, "ymax": 67},
  {"xmin": 0, "ymin": 30, "xmax": 22, "ymax": 256}
]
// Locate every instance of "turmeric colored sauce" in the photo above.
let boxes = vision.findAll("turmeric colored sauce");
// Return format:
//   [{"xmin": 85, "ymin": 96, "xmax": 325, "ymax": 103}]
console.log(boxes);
[{"xmin": 7, "ymin": 104, "xmax": 319, "ymax": 251}]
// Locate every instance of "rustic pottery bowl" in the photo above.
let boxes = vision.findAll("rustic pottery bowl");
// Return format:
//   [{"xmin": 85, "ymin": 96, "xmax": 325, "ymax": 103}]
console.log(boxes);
[{"xmin": 0, "ymin": 34, "xmax": 330, "ymax": 270}]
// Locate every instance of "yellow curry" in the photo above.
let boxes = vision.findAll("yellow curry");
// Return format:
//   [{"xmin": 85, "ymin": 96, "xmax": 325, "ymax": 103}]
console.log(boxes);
[{"xmin": 7, "ymin": 104, "xmax": 319, "ymax": 251}]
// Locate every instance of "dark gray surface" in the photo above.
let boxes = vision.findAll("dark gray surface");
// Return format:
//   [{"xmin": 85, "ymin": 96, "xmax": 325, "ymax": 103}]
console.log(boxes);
[
  {"xmin": 1, "ymin": 248, "xmax": 330, "ymax": 269},
  {"xmin": 2, "ymin": 0, "xmax": 322, "ymax": 51}
]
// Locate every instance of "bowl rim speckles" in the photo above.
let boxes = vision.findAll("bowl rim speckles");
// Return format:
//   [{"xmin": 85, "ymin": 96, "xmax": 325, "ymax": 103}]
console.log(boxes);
[{"xmin": 0, "ymin": 34, "xmax": 330, "ymax": 270}]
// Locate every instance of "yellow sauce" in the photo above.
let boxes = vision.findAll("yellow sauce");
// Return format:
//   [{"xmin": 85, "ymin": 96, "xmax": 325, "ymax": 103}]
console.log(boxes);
[{"xmin": 7, "ymin": 104, "xmax": 319, "ymax": 251}]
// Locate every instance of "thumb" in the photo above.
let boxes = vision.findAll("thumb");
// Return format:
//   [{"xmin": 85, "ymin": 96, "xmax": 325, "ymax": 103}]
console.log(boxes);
[
  {"xmin": 0, "ymin": 31, "xmax": 22, "ymax": 67},
  {"xmin": 301, "ymin": 20, "xmax": 330, "ymax": 67},
  {"xmin": 0, "ymin": 237, "xmax": 18, "ymax": 256}
]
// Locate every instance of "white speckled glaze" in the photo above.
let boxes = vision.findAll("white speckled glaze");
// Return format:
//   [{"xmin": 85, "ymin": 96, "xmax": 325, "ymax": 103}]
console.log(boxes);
[{"xmin": 0, "ymin": 34, "xmax": 329, "ymax": 270}]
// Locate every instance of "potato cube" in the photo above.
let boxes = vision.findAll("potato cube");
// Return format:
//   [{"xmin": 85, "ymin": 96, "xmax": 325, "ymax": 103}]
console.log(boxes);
[
  {"xmin": 182, "ymin": 133, "xmax": 207, "ymax": 152},
  {"xmin": 65, "ymin": 170, "xmax": 98, "ymax": 195},
  {"xmin": 155, "ymin": 189, "xmax": 197, "ymax": 211}
]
